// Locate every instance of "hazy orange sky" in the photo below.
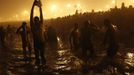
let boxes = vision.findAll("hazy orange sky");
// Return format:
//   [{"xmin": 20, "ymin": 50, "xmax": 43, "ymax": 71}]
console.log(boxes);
[{"xmin": 0, "ymin": 0, "xmax": 134, "ymax": 22}]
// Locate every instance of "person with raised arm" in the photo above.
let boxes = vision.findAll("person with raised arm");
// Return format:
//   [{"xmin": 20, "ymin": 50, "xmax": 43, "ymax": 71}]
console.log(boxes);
[{"xmin": 30, "ymin": 0, "xmax": 46, "ymax": 66}]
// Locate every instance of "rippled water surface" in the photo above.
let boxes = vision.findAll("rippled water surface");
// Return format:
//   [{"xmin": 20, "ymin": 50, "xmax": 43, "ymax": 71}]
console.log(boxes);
[{"xmin": 1, "ymin": 37, "xmax": 134, "ymax": 75}]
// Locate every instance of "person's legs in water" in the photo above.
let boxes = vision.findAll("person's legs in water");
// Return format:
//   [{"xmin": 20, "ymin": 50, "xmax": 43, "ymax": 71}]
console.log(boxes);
[
  {"xmin": 73, "ymin": 42, "xmax": 80, "ymax": 57},
  {"xmin": 107, "ymin": 45, "xmax": 126, "ymax": 74},
  {"xmin": 34, "ymin": 42, "xmax": 40, "ymax": 65},
  {"xmin": 92, "ymin": 46, "xmax": 118, "ymax": 73},
  {"xmin": 28, "ymin": 42, "xmax": 32, "ymax": 60},
  {"xmin": 50, "ymin": 42, "xmax": 58, "ymax": 60},
  {"xmin": 107, "ymin": 45, "xmax": 118, "ymax": 58},
  {"xmin": 88, "ymin": 44, "xmax": 95, "ymax": 58},
  {"xmin": 81, "ymin": 46, "xmax": 85, "ymax": 60},
  {"xmin": 22, "ymin": 44, "xmax": 27, "ymax": 63},
  {"xmin": 34, "ymin": 49, "xmax": 40, "ymax": 65},
  {"xmin": 35, "ymin": 41, "xmax": 46, "ymax": 66},
  {"xmin": 92, "ymin": 57, "xmax": 110, "ymax": 73},
  {"xmin": 83, "ymin": 45, "xmax": 91, "ymax": 61},
  {"xmin": 110, "ymin": 60, "xmax": 126, "ymax": 75},
  {"xmin": 40, "ymin": 49, "xmax": 46, "ymax": 65},
  {"xmin": 81, "ymin": 46, "xmax": 89, "ymax": 73},
  {"xmin": 39, "ymin": 42, "xmax": 46, "ymax": 65}
]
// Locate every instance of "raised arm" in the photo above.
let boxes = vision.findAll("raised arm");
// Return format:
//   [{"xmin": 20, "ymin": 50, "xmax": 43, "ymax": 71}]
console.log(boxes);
[
  {"xmin": 30, "ymin": 0, "xmax": 43, "ymax": 25},
  {"xmin": 16, "ymin": 25, "xmax": 22, "ymax": 34},
  {"xmin": 30, "ymin": 2, "xmax": 35, "ymax": 26},
  {"xmin": 39, "ymin": 5, "xmax": 43, "ymax": 24}
]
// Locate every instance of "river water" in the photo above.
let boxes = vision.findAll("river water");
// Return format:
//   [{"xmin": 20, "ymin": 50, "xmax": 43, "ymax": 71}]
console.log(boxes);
[{"xmin": 1, "ymin": 37, "xmax": 134, "ymax": 75}]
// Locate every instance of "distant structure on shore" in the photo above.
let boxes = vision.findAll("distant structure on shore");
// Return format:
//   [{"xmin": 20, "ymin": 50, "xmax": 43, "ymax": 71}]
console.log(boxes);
[
  {"xmin": 110, "ymin": 2, "xmax": 134, "ymax": 12},
  {"xmin": 74, "ymin": 2, "xmax": 134, "ymax": 15}
]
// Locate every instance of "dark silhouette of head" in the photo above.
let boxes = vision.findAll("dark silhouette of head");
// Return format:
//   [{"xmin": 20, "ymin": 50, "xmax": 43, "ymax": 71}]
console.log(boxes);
[
  {"xmin": 22, "ymin": 21, "xmax": 27, "ymax": 27},
  {"xmin": 104, "ymin": 19, "xmax": 112, "ymax": 28},
  {"xmin": 34, "ymin": 16, "xmax": 40, "ymax": 24}
]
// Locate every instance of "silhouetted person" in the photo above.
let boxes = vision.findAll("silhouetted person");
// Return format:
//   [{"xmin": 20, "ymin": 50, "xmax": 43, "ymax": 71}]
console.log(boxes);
[
  {"xmin": 92, "ymin": 19, "xmax": 127, "ymax": 75},
  {"xmin": 80, "ymin": 21, "xmax": 95, "ymax": 73},
  {"xmin": 46, "ymin": 26, "xmax": 58, "ymax": 49},
  {"xmin": 0, "ymin": 26, "xmax": 8, "ymax": 75},
  {"xmin": 16, "ymin": 22, "xmax": 32, "ymax": 62},
  {"xmin": 30, "ymin": 0, "xmax": 46, "ymax": 66},
  {"xmin": 45, "ymin": 26, "xmax": 58, "ymax": 60},
  {"xmin": 103, "ymin": 19, "xmax": 118, "ymax": 58},
  {"xmin": 0, "ymin": 26, "xmax": 6, "ymax": 48},
  {"xmin": 81, "ymin": 21, "xmax": 95, "ymax": 60},
  {"xmin": 69, "ymin": 23, "xmax": 81, "ymax": 56}
]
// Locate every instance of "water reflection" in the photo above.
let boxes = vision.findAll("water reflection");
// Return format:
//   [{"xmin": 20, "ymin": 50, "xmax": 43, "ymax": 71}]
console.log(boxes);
[
  {"xmin": 57, "ymin": 37, "xmax": 63, "ymax": 49},
  {"xmin": 125, "ymin": 53, "xmax": 134, "ymax": 66},
  {"xmin": 51, "ymin": 37, "xmax": 134, "ymax": 75},
  {"xmin": 7, "ymin": 35, "xmax": 134, "ymax": 75},
  {"xmin": 127, "ymin": 53, "xmax": 134, "ymax": 58},
  {"xmin": 112, "ymin": 24, "xmax": 118, "ymax": 31}
]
